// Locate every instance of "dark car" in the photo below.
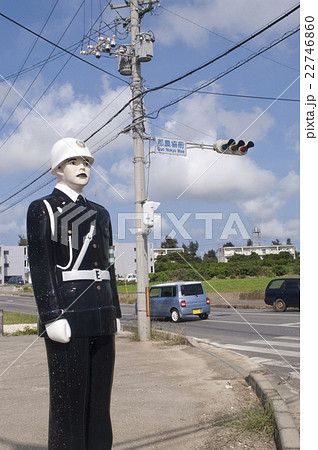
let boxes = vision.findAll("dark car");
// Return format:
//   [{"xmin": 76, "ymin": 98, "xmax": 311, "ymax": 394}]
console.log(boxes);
[
  {"xmin": 7, "ymin": 276, "xmax": 24, "ymax": 285},
  {"xmin": 264, "ymin": 277, "xmax": 300, "ymax": 312}
]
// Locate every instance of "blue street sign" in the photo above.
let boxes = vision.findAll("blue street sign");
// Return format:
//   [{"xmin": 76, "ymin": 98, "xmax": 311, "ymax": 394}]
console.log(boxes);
[{"xmin": 155, "ymin": 137, "xmax": 187, "ymax": 156}]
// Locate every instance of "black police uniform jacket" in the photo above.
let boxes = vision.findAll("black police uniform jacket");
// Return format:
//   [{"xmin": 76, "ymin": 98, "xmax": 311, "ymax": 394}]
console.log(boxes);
[{"xmin": 27, "ymin": 188, "xmax": 121, "ymax": 338}]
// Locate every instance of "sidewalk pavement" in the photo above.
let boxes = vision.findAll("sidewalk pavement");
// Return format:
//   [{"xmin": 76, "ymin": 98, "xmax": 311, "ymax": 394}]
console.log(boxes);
[{"xmin": 0, "ymin": 332, "xmax": 299, "ymax": 450}]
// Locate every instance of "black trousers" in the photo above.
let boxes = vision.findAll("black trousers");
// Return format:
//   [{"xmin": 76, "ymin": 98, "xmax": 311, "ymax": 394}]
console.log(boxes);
[{"xmin": 44, "ymin": 335, "xmax": 115, "ymax": 450}]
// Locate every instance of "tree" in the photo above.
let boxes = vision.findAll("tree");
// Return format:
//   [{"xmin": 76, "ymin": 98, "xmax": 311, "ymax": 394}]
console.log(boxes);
[
  {"xmin": 286, "ymin": 238, "xmax": 292, "ymax": 245},
  {"xmin": 18, "ymin": 234, "xmax": 27, "ymax": 246},
  {"xmin": 246, "ymin": 239, "xmax": 253, "ymax": 246},
  {"xmin": 182, "ymin": 240, "xmax": 199, "ymax": 256},
  {"xmin": 272, "ymin": 239, "xmax": 281, "ymax": 245},
  {"xmin": 203, "ymin": 249, "xmax": 217, "ymax": 262},
  {"xmin": 161, "ymin": 235, "xmax": 178, "ymax": 248},
  {"xmin": 223, "ymin": 242, "xmax": 234, "ymax": 247}
]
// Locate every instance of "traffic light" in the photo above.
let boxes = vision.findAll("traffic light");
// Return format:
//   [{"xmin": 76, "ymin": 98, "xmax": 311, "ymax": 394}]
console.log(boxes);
[{"xmin": 215, "ymin": 139, "xmax": 254, "ymax": 156}]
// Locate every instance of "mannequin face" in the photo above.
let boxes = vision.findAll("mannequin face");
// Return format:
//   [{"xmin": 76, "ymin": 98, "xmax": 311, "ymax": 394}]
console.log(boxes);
[{"xmin": 56, "ymin": 157, "xmax": 91, "ymax": 193}]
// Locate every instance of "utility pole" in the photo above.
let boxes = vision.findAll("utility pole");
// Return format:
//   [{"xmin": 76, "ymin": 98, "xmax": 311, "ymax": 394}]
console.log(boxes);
[
  {"xmin": 82, "ymin": 1, "xmax": 157, "ymax": 340},
  {"xmin": 129, "ymin": 0, "xmax": 151, "ymax": 341},
  {"xmin": 81, "ymin": 3, "xmax": 253, "ymax": 342}
]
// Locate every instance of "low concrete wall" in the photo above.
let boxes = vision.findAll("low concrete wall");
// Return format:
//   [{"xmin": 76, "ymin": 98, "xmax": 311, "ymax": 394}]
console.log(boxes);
[
  {"xmin": 0, "ymin": 286, "xmax": 24, "ymax": 295},
  {"xmin": 0, "ymin": 286, "xmax": 267, "ymax": 308},
  {"xmin": 207, "ymin": 291, "xmax": 264, "ymax": 301}
]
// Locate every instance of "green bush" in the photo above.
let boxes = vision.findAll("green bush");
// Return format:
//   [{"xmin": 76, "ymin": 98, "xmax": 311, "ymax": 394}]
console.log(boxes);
[{"xmin": 151, "ymin": 252, "xmax": 299, "ymax": 282}]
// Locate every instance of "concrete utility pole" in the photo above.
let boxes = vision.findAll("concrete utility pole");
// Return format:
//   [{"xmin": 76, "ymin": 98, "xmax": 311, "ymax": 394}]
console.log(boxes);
[
  {"xmin": 84, "ymin": 1, "xmax": 157, "ymax": 340},
  {"xmin": 129, "ymin": 0, "xmax": 151, "ymax": 341}
]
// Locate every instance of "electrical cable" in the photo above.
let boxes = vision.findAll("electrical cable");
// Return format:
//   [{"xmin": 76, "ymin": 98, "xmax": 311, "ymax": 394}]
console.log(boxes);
[
  {"xmin": 1, "ymin": 16, "xmax": 123, "ymax": 84},
  {"xmin": 162, "ymin": 87, "xmax": 299, "ymax": 103},
  {"xmin": 0, "ymin": 4, "xmax": 300, "ymax": 209},
  {"xmin": 0, "ymin": 0, "xmax": 61, "ymax": 110},
  {"xmin": 0, "ymin": 12, "xmax": 129, "ymax": 85},
  {"xmin": 0, "ymin": 127, "xmax": 127, "ymax": 213},
  {"xmin": 142, "ymin": 3, "xmax": 300, "ymax": 98},
  {"xmin": 84, "ymin": 5, "xmax": 300, "ymax": 140},
  {"xmin": 145, "ymin": 26, "xmax": 300, "ymax": 120},
  {"xmin": 160, "ymin": 4, "xmax": 299, "ymax": 73},
  {"xmin": 0, "ymin": 0, "xmax": 85, "ymax": 137}
]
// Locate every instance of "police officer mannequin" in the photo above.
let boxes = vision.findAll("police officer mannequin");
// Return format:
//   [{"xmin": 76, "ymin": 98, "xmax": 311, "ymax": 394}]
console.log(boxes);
[
  {"xmin": 44, "ymin": 145, "xmax": 120, "ymax": 343},
  {"xmin": 27, "ymin": 138, "xmax": 121, "ymax": 449}
]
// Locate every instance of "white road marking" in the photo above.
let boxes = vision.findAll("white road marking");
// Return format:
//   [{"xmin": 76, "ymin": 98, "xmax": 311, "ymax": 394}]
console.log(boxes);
[
  {"xmin": 276, "ymin": 336, "xmax": 300, "ymax": 341},
  {"xmin": 248, "ymin": 339, "xmax": 300, "ymax": 348},
  {"xmin": 210, "ymin": 342, "xmax": 300, "ymax": 358},
  {"xmin": 210, "ymin": 318, "xmax": 300, "ymax": 328}
]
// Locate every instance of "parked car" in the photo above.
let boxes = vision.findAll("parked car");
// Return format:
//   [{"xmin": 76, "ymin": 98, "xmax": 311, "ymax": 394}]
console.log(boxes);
[
  {"xmin": 7, "ymin": 276, "xmax": 24, "ymax": 285},
  {"xmin": 125, "ymin": 274, "xmax": 137, "ymax": 283},
  {"xmin": 136, "ymin": 281, "xmax": 210, "ymax": 322},
  {"xmin": 264, "ymin": 277, "xmax": 300, "ymax": 312},
  {"xmin": 117, "ymin": 273, "xmax": 137, "ymax": 282}
]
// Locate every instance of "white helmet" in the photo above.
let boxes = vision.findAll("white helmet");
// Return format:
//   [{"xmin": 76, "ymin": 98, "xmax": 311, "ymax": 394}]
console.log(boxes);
[{"xmin": 51, "ymin": 138, "xmax": 94, "ymax": 175}]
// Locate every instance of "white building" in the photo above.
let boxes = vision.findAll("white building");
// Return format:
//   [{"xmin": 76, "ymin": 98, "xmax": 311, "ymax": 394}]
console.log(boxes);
[
  {"xmin": 0, "ymin": 245, "xmax": 29, "ymax": 284},
  {"xmin": 114, "ymin": 242, "xmax": 155, "ymax": 277},
  {"xmin": 217, "ymin": 244, "xmax": 296, "ymax": 263},
  {"xmin": 153, "ymin": 247, "xmax": 184, "ymax": 261}
]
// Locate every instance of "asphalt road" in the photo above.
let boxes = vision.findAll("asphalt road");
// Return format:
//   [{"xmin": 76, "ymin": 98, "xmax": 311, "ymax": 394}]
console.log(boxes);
[
  {"xmin": 0, "ymin": 296, "xmax": 300, "ymax": 393},
  {"xmin": 0, "ymin": 295, "xmax": 37, "ymax": 315},
  {"xmin": 120, "ymin": 303, "xmax": 300, "ymax": 394}
]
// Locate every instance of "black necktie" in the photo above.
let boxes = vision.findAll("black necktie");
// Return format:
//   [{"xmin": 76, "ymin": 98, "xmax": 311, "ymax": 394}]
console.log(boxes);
[{"xmin": 76, "ymin": 195, "xmax": 86, "ymax": 206}]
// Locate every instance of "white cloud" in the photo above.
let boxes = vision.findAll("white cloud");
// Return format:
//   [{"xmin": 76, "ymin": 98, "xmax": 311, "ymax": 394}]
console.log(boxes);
[
  {"xmin": 155, "ymin": 0, "xmax": 299, "ymax": 47},
  {"xmin": 285, "ymin": 124, "xmax": 300, "ymax": 153},
  {"xmin": 0, "ymin": 78, "xmax": 131, "ymax": 173},
  {"xmin": 87, "ymin": 164, "xmax": 132, "ymax": 205},
  {"xmin": 160, "ymin": 86, "xmax": 274, "ymax": 143},
  {"xmin": 146, "ymin": 91, "xmax": 276, "ymax": 202},
  {"xmin": 259, "ymin": 218, "xmax": 300, "ymax": 242},
  {"xmin": 238, "ymin": 171, "xmax": 299, "ymax": 221},
  {"xmin": 215, "ymin": 106, "xmax": 275, "ymax": 141},
  {"xmin": 0, "ymin": 202, "xmax": 28, "ymax": 244}
]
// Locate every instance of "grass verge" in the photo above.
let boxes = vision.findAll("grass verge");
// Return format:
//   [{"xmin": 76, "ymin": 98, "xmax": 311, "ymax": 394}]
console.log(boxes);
[
  {"xmin": 117, "ymin": 277, "xmax": 274, "ymax": 296},
  {"xmin": 129, "ymin": 326, "xmax": 187, "ymax": 345},
  {"xmin": 224, "ymin": 399, "xmax": 275, "ymax": 436},
  {"xmin": 3, "ymin": 311, "xmax": 37, "ymax": 325}
]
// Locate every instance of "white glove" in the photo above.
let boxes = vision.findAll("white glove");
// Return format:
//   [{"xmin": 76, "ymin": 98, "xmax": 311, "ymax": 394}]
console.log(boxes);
[
  {"xmin": 116, "ymin": 318, "xmax": 121, "ymax": 338},
  {"xmin": 45, "ymin": 319, "xmax": 71, "ymax": 343}
]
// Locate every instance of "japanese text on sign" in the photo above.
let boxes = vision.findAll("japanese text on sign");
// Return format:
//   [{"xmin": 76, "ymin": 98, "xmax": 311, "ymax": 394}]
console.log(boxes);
[{"xmin": 155, "ymin": 137, "xmax": 187, "ymax": 156}]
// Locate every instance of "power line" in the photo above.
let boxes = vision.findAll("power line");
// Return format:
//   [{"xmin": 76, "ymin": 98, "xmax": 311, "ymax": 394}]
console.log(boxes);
[
  {"xmin": 162, "ymin": 87, "xmax": 299, "ymax": 103},
  {"xmin": 142, "ymin": 3, "xmax": 300, "ymax": 97},
  {"xmin": 0, "ymin": 0, "xmax": 85, "ymax": 137},
  {"xmin": 0, "ymin": 0, "xmax": 61, "ymax": 110},
  {"xmin": 0, "ymin": 4, "xmax": 300, "ymax": 210},
  {"xmin": 1, "ymin": 23, "xmax": 121, "ymax": 84},
  {"xmin": 145, "ymin": 26, "xmax": 300, "ymax": 120},
  {"xmin": 0, "ymin": 12, "xmax": 129, "ymax": 85},
  {"xmin": 84, "ymin": 4, "xmax": 300, "ymax": 140},
  {"xmin": 0, "ymin": 127, "xmax": 127, "ymax": 213},
  {"xmin": 160, "ymin": 4, "xmax": 299, "ymax": 73}
]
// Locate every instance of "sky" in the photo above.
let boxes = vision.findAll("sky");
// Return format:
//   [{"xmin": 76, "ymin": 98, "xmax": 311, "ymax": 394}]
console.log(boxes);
[{"xmin": 0, "ymin": 0, "xmax": 302, "ymax": 255}]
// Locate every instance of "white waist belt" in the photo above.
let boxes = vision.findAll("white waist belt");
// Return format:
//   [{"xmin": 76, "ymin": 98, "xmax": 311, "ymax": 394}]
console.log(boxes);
[{"xmin": 62, "ymin": 269, "xmax": 110, "ymax": 282}]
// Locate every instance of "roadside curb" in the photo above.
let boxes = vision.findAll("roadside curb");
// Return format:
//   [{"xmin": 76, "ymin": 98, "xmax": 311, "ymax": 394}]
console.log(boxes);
[
  {"xmin": 247, "ymin": 371, "xmax": 300, "ymax": 450},
  {"xmin": 187, "ymin": 337, "xmax": 300, "ymax": 450}
]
